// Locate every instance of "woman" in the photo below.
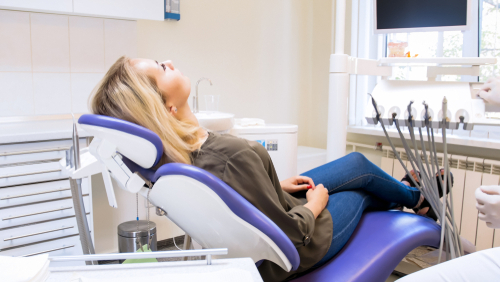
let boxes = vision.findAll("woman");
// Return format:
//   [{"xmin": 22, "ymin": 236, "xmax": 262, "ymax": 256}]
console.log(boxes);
[{"xmin": 90, "ymin": 56, "xmax": 437, "ymax": 282}]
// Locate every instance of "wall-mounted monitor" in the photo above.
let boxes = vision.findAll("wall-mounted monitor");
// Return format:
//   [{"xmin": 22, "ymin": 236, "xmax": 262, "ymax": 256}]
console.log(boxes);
[{"xmin": 374, "ymin": 0, "xmax": 470, "ymax": 34}]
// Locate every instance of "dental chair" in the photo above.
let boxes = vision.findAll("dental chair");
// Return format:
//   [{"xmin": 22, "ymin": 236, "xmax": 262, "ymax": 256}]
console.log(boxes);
[{"xmin": 77, "ymin": 114, "xmax": 441, "ymax": 282}]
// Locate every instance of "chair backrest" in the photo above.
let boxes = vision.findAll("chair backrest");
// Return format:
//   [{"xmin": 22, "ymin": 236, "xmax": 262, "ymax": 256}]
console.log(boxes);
[
  {"xmin": 78, "ymin": 114, "xmax": 300, "ymax": 271},
  {"xmin": 79, "ymin": 114, "xmax": 163, "ymax": 169}
]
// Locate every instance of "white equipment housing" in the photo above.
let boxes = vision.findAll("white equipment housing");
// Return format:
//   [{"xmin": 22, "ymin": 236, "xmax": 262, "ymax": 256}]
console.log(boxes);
[{"xmin": 365, "ymin": 80, "xmax": 492, "ymax": 130}]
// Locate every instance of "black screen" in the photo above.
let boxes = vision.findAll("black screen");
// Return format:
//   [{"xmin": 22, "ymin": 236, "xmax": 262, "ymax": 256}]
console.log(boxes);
[{"xmin": 376, "ymin": 0, "xmax": 468, "ymax": 30}]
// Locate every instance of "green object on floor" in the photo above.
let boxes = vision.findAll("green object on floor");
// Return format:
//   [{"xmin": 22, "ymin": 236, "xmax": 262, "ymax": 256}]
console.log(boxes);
[{"xmin": 122, "ymin": 245, "xmax": 158, "ymax": 264}]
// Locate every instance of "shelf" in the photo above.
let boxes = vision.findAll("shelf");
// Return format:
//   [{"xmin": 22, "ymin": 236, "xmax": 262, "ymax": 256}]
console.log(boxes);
[{"xmin": 379, "ymin": 57, "xmax": 497, "ymax": 66}]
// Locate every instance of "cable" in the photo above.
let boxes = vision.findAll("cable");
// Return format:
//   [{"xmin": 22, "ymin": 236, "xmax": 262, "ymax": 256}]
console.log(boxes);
[{"xmin": 172, "ymin": 236, "xmax": 182, "ymax": 251}]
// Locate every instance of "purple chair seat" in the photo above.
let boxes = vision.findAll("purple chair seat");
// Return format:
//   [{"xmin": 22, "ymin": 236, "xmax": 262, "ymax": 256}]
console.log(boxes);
[{"xmin": 293, "ymin": 211, "xmax": 440, "ymax": 282}]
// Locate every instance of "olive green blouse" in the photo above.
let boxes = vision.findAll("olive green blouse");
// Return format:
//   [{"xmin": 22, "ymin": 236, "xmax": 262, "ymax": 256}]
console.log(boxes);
[{"xmin": 191, "ymin": 132, "xmax": 333, "ymax": 282}]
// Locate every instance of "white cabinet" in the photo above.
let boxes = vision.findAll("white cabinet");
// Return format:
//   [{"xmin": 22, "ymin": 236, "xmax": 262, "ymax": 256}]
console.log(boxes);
[
  {"xmin": 0, "ymin": 0, "xmax": 72, "ymax": 13},
  {"xmin": 73, "ymin": 0, "xmax": 164, "ymax": 21},
  {"xmin": 0, "ymin": 138, "xmax": 93, "ymax": 266},
  {"xmin": 0, "ymin": 0, "xmax": 164, "ymax": 21}
]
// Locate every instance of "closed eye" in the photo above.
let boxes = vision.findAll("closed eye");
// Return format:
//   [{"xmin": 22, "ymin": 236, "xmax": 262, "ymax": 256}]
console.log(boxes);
[{"xmin": 161, "ymin": 63, "xmax": 166, "ymax": 71}]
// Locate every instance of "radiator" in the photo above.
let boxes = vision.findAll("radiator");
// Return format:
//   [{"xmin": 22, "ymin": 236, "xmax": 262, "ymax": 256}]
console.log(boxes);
[{"xmin": 380, "ymin": 148, "xmax": 500, "ymax": 251}]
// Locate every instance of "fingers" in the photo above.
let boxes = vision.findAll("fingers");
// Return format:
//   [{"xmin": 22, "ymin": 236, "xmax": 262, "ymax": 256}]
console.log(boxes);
[
  {"xmin": 293, "ymin": 184, "xmax": 311, "ymax": 191},
  {"xmin": 410, "ymin": 170, "xmax": 419, "ymax": 182},
  {"xmin": 481, "ymin": 83, "xmax": 491, "ymax": 90},
  {"xmin": 296, "ymin": 176, "xmax": 315, "ymax": 189},
  {"xmin": 478, "ymin": 90, "xmax": 492, "ymax": 102},
  {"xmin": 476, "ymin": 187, "xmax": 493, "ymax": 203},
  {"xmin": 476, "ymin": 201, "xmax": 487, "ymax": 213},
  {"xmin": 478, "ymin": 211, "xmax": 488, "ymax": 221},
  {"xmin": 482, "ymin": 82, "xmax": 494, "ymax": 91},
  {"xmin": 480, "ymin": 185, "xmax": 500, "ymax": 195}
]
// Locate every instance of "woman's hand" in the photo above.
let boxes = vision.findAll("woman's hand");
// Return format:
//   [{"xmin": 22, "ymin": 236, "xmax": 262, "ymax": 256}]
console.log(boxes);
[
  {"xmin": 280, "ymin": 175, "xmax": 315, "ymax": 194},
  {"xmin": 478, "ymin": 77, "xmax": 500, "ymax": 106},
  {"xmin": 304, "ymin": 184, "xmax": 329, "ymax": 219}
]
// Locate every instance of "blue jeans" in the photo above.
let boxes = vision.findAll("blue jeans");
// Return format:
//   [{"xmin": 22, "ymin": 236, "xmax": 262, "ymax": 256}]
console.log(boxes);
[{"xmin": 298, "ymin": 152, "xmax": 421, "ymax": 267}]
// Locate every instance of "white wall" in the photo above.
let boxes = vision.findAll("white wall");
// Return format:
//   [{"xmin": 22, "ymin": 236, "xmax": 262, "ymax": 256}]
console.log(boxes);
[
  {"xmin": 137, "ymin": 0, "xmax": 337, "ymax": 148},
  {"xmin": 0, "ymin": 10, "xmax": 136, "ymax": 117},
  {"xmin": 0, "ymin": 9, "xmax": 146, "ymax": 254}
]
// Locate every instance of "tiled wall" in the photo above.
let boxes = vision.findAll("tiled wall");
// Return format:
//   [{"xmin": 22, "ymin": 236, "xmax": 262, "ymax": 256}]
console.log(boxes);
[{"xmin": 0, "ymin": 10, "xmax": 137, "ymax": 117}]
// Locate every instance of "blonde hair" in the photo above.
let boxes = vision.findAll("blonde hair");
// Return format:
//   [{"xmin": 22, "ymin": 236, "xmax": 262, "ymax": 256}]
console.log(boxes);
[{"xmin": 90, "ymin": 56, "xmax": 202, "ymax": 165}]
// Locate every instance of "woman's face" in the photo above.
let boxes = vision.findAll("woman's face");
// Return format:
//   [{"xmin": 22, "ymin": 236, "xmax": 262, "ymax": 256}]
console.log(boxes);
[{"xmin": 131, "ymin": 58, "xmax": 191, "ymax": 108}]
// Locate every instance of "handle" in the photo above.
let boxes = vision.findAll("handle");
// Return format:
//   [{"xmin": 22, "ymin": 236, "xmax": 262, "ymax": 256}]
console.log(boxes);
[
  {"xmin": 1, "ymin": 188, "xmax": 70, "ymax": 200},
  {"xmin": 0, "ymin": 169, "xmax": 62, "ymax": 179},
  {"xmin": 2, "ymin": 206, "xmax": 72, "ymax": 221},
  {"xmin": 4, "ymin": 226, "xmax": 74, "ymax": 241},
  {"xmin": 0, "ymin": 147, "xmax": 70, "ymax": 157},
  {"xmin": 0, "ymin": 158, "xmax": 61, "ymax": 168},
  {"xmin": 23, "ymin": 245, "xmax": 75, "ymax": 257}
]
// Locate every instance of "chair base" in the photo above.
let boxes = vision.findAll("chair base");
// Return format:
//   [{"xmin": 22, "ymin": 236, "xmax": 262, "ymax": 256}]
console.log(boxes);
[{"xmin": 292, "ymin": 211, "xmax": 441, "ymax": 282}]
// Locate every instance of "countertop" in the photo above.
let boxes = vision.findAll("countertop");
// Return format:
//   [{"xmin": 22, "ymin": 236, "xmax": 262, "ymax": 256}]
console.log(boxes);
[
  {"xmin": 0, "ymin": 119, "xmax": 91, "ymax": 144},
  {"xmin": 47, "ymin": 258, "xmax": 263, "ymax": 282}
]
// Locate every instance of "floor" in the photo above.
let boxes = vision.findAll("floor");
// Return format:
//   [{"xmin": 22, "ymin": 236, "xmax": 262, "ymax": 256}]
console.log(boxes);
[{"xmin": 386, "ymin": 274, "xmax": 401, "ymax": 282}]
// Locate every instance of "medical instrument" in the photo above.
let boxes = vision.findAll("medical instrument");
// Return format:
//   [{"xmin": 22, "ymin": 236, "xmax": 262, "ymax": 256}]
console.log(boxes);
[
  {"xmin": 194, "ymin": 77, "xmax": 212, "ymax": 113},
  {"xmin": 369, "ymin": 95, "xmax": 461, "ymax": 262},
  {"xmin": 63, "ymin": 114, "xmax": 441, "ymax": 282}
]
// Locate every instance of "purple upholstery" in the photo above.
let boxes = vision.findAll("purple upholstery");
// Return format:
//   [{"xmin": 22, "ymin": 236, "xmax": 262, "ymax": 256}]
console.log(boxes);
[
  {"xmin": 78, "ymin": 114, "xmax": 164, "ymax": 167},
  {"xmin": 292, "ymin": 211, "xmax": 441, "ymax": 282}
]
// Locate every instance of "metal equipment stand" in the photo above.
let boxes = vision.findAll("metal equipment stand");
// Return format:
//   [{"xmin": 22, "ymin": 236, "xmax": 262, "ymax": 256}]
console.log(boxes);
[{"xmin": 67, "ymin": 117, "xmax": 96, "ymax": 265}]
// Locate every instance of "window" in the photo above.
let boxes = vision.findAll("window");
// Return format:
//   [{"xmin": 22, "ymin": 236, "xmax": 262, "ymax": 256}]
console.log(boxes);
[
  {"xmin": 386, "ymin": 31, "xmax": 464, "ymax": 81},
  {"xmin": 480, "ymin": 0, "xmax": 500, "ymax": 81},
  {"xmin": 383, "ymin": 0, "xmax": 500, "ymax": 82}
]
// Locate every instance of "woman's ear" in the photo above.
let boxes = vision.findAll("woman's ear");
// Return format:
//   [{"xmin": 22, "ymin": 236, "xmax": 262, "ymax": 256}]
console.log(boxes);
[{"xmin": 169, "ymin": 105, "xmax": 178, "ymax": 114}]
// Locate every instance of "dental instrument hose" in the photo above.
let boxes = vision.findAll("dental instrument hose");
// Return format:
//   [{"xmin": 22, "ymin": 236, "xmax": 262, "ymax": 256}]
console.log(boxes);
[{"xmin": 369, "ymin": 94, "xmax": 462, "ymax": 263}]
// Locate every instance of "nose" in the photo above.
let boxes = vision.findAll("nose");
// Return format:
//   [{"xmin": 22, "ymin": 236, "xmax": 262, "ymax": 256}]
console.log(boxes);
[{"xmin": 161, "ymin": 60, "xmax": 175, "ymax": 71}]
